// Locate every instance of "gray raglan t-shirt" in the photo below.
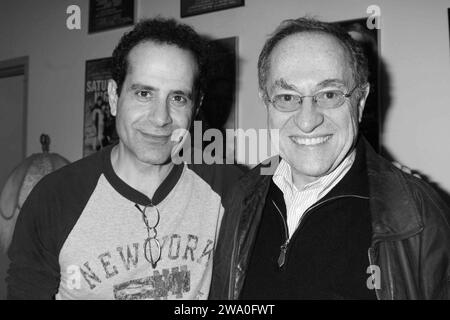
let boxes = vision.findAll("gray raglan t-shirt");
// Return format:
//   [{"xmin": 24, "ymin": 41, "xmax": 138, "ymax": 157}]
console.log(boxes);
[{"xmin": 7, "ymin": 145, "xmax": 242, "ymax": 300}]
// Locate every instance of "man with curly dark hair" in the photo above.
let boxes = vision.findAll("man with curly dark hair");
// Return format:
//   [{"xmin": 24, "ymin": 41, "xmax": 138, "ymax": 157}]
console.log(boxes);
[
  {"xmin": 7, "ymin": 18, "xmax": 242, "ymax": 300},
  {"xmin": 111, "ymin": 18, "xmax": 209, "ymax": 102}
]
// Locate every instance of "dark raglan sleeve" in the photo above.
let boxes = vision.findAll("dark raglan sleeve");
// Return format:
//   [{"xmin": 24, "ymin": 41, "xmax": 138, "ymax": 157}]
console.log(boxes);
[
  {"xmin": 6, "ymin": 147, "xmax": 108, "ymax": 300},
  {"xmin": 6, "ymin": 177, "xmax": 61, "ymax": 300}
]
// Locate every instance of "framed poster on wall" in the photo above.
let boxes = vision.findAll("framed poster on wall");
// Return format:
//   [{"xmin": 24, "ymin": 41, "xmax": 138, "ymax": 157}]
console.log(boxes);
[
  {"xmin": 181, "ymin": 0, "xmax": 244, "ymax": 18},
  {"xmin": 83, "ymin": 58, "xmax": 118, "ymax": 157},
  {"xmin": 89, "ymin": 0, "xmax": 135, "ymax": 34},
  {"xmin": 334, "ymin": 18, "xmax": 381, "ymax": 152}
]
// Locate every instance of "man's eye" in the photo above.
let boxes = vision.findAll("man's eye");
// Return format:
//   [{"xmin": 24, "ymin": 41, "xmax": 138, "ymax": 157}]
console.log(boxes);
[
  {"xmin": 173, "ymin": 95, "xmax": 186, "ymax": 102},
  {"xmin": 170, "ymin": 95, "xmax": 189, "ymax": 106},
  {"xmin": 277, "ymin": 94, "xmax": 299, "ymax": 103},
  {"xmin": 321, "ymin": 91, "xmax": 340, "ymax": 100},
  {"xmin": 136, "ymin": 91, "xmax": 151, "ymax": 98},
  {"xmin": 282, "ymin": 94, "xmax": 294, "ymax": 102}
]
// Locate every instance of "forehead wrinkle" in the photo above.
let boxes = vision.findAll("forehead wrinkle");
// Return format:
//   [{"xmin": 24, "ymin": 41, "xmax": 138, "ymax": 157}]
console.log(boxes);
[
  {"xmin": 272, "ymin": 33, "xmax": 354, "ymax": 81},
  {"xmin": 271, "ymin": 78, "xmax": 300, "ymax": 92},
  {"xmin": 270, "ymin": 78, "xmax": 350, "ymax": 95},
  {"xmin": 315, "ymin": 79, "xmax": 349, "ymax": 90}
]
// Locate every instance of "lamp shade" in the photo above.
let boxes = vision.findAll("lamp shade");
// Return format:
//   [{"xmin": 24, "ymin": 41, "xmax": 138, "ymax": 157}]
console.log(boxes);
[{"xmin": 0, "ymin": 134, "xmax": 69, "ymax": 252}]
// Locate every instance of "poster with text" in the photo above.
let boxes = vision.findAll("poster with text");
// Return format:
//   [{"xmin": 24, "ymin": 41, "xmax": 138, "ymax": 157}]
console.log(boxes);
[
  {"xmin": 83, "ymin": 58, "xmax": 118, "ymax": 157},
  {"xmin": 89, "ymin": 0, "xmax": 135, "ymax": 33},
  {"xmin": 181, "ymin": 0, "xmax": 244, "ymax": 18}
]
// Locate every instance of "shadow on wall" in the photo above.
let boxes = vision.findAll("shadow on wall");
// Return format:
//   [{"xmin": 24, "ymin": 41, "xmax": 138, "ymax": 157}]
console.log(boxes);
[
  {"xmin": 189, "ymin": 36, "xmax": 245, "ymax": 166},
  {"xmin": 372, "ymin": 33, "xmax": 450, "ymax": 208},
  {"xmin": 340, "ymin": 19, "xmax": 450, "ymax": 208},
  {"xmin": 199, "ymin": 38, "xmax": 237, "ymax": 134}
]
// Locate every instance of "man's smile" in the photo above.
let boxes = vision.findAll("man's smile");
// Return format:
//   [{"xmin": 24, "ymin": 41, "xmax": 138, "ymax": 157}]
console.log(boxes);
[
  {"xmin": 289, "ymin": 134, "xmax": 332, "ymax": 146},
  {"xmin": 138, "ymin": 130, "xmax": 172, "ymax": 143}
]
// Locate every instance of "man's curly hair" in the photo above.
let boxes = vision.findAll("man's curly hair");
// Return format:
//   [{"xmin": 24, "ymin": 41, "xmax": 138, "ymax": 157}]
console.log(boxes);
[{"xmin": 112, "ymin": 17, "xmax": 209, "ymax": 99}]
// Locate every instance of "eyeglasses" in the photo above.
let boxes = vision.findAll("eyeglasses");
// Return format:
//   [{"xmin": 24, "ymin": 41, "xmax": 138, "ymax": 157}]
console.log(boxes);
[
  {"xmin": 268, "ymin": 86, "xmax": 360, "ymax": 112},
  {"xmin": 135, "ymin": 203, "xmax": 161, "ymax": 268}
]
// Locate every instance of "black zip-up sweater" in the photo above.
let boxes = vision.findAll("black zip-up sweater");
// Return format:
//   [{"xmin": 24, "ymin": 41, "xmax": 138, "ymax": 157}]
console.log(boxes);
[{"xmin": 240, "ymin": 143, "xmax": 377, "ymax": 299}]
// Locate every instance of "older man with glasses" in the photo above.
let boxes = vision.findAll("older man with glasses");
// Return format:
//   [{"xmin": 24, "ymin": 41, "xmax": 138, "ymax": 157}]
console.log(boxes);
[{"xmin": 210, "ymin": 17, "xmax": 450, "ymax": 300}]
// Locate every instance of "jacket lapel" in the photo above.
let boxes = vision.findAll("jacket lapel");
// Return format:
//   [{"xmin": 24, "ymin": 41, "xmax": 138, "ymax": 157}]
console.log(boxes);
[
  {"xmin": 232, "ymin": 160, "xmax": 273, "ymax": 299},
  {"xmin": 365, "ymin": 138, "xmax": 424, "ymax": 241},
  {"xmin": 364, "ymin": 138, "xmax": 424, "ymax": 299}
]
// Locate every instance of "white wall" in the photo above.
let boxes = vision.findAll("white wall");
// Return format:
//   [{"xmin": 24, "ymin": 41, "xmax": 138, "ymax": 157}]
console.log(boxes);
[
  {"xmin": 0, "ymin": 0, "xmax": 449, "ymax": 193},
  {"xmin": 0, "ymin": 74, "xmax": 24, "ymax": 300},
  {"xmin": 0, "ymin": 75, "xmax": 24, "ymax": 190}
]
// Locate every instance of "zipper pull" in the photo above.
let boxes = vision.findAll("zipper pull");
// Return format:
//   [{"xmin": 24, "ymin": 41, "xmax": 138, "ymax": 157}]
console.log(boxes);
[{"xmin": 278, "ymin": 240, "xmax": 289, "ymax": 268}]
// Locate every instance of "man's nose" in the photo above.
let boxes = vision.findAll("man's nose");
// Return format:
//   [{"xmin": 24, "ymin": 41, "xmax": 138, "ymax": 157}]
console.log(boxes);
[
  {"xmin": 149, "ymin": 98, "xmax": 172, "ymax": 126},
  {"xmin": 293, "ymin": 98, "xmax": 324, "ymax": 133}
]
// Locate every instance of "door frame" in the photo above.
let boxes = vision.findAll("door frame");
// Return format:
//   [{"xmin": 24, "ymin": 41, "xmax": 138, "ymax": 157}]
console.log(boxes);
[{"xmin": 0, "ymin": 56, "xmax": 29, "ymax": 159}]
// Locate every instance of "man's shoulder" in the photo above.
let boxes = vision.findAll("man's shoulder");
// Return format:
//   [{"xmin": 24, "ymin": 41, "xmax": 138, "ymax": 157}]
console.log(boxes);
[
  {"xmin": 235, "ymin": 156, "xmax": 277, "ymax": 188},
  {"xmin": 11, "ymin": 149, "xmax": 108, "ymax": 248},
  {"xmin": 366, "ymin": 146, "xmax": 450, "ymax": 231},
  {"xmin": 187, "ymin": 163, "xmax": 247, "ymax": 184},
  {"xmin": 187, "ymin": 162, "xmax": 245, "ymax": 179},
  {"xmin": 369, "ymin": 147, "xmax": 447, "ymax": 208},
  {"xmin": 186, "ymin": 162, "xmax": 246, "ymax": 199},
  {"xmin": 220, "ymin": 157, "xmax": 276, "ymax": 207},
  {"xmin": 32, "ymin": 148, "xmax": 106, "ymax": 197},
  {"xmin": 399, "ymin": 170, "xmax": 450, "ymax": 225}
]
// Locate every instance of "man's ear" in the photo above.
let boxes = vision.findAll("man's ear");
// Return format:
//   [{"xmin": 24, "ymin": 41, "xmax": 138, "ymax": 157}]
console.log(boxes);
[
  {"xmin": 258, "ymin": 89, "xmax": 270, "ymax": 109},
  {"xmin": 357, "ymin": 83, "xmax": 370, "ymax": 123},
  {"xmin": 108, "ymin": 79, "xmax": 119, "ymax": 117}
]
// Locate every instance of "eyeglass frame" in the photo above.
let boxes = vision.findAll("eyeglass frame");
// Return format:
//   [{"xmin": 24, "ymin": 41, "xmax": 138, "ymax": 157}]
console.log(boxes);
[
  {"xmin": 267, "ymin": 85, "xmax": 362, "ymax": 112},
  {"xmin": 135, "ymin": 203, "xmax": 161, "ymax": 269}
]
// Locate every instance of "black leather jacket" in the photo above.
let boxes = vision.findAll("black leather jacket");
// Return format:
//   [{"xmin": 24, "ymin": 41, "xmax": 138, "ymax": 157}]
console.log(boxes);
[{"xmin": 210, "ymin": 138, "xmax": 450, "ymax": 300}]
